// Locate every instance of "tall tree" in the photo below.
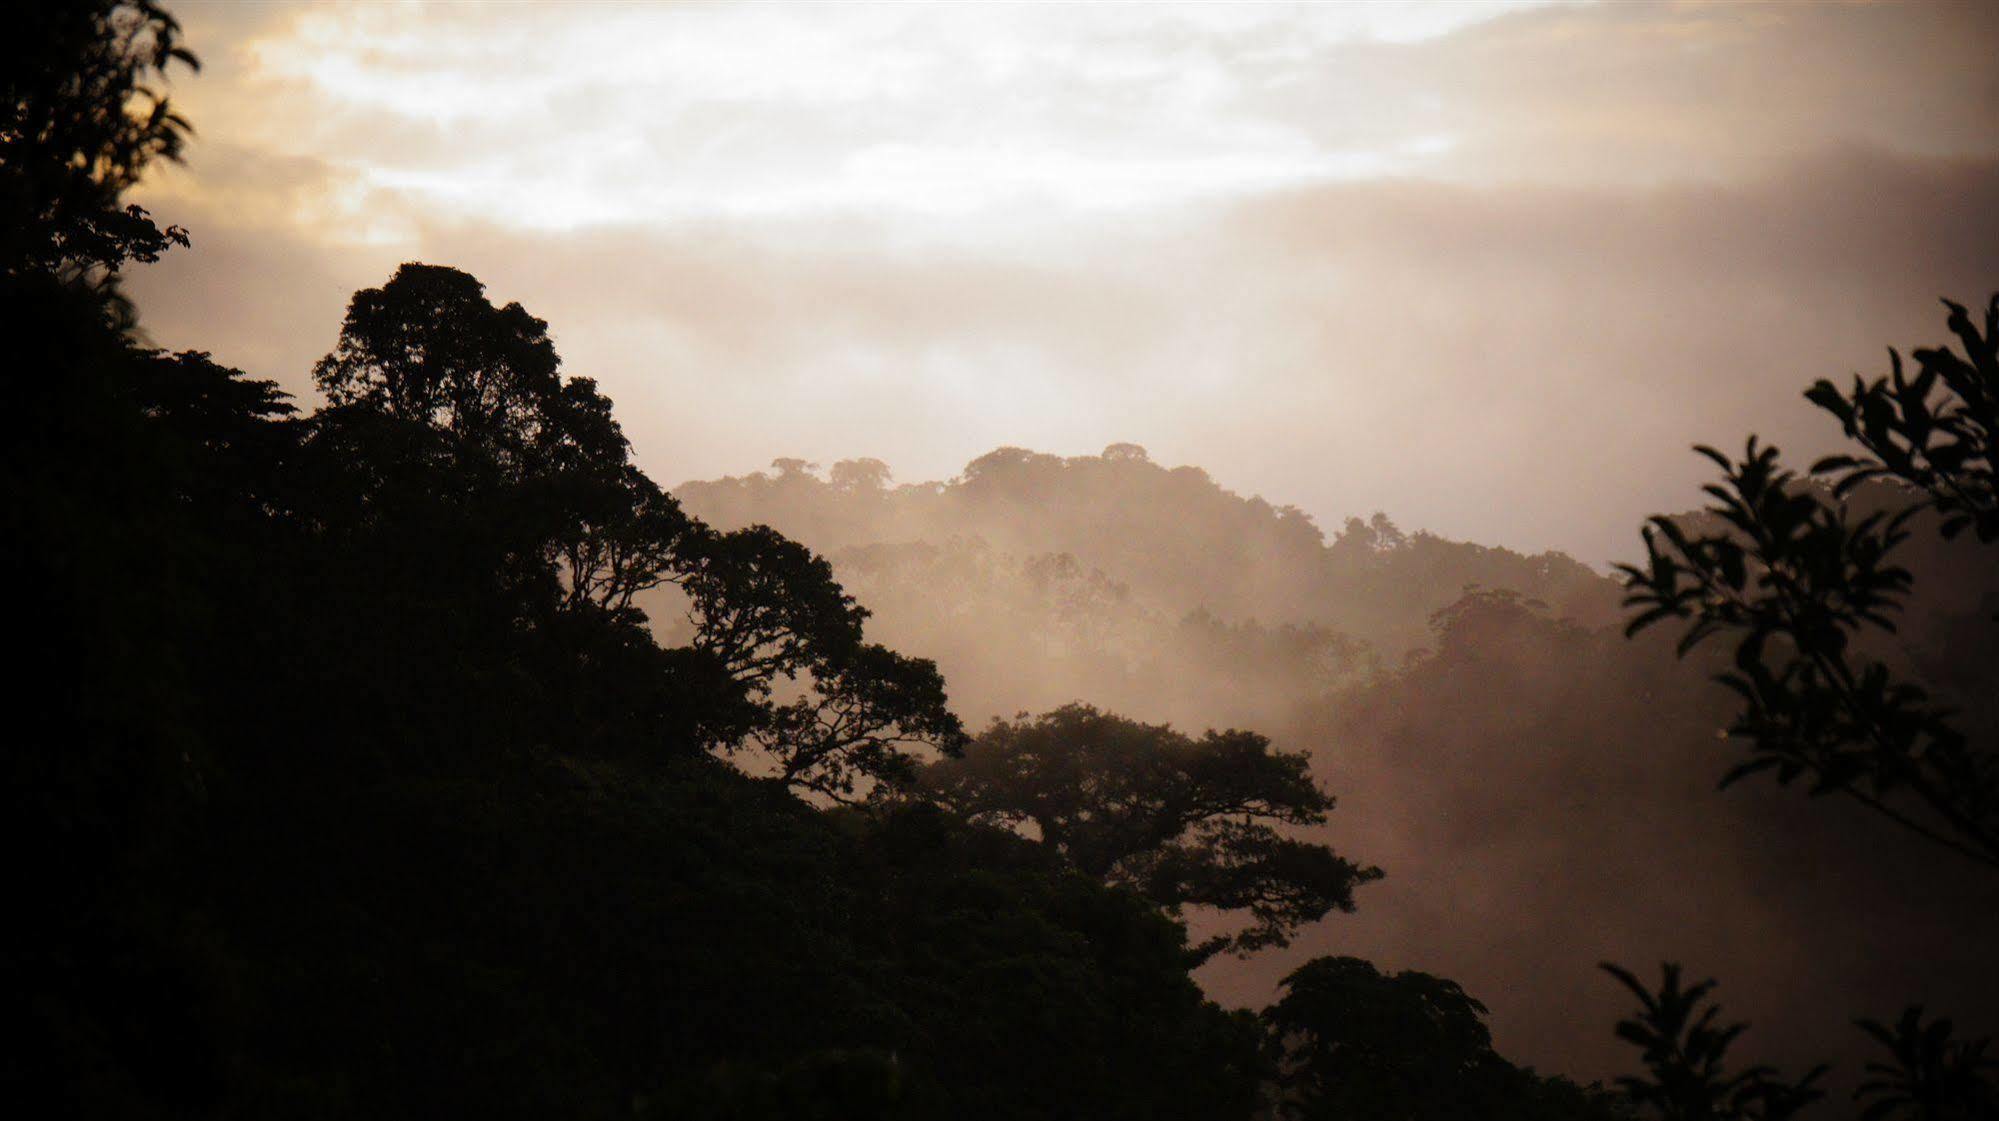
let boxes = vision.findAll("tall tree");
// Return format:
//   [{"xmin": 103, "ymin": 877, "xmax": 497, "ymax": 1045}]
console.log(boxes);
[
  {"xmin": 314, "ymin": 264, "xmax": 568, "ymax": 460},
  {"xmin": 1267, "ymin": 956, "xmax": 1627, "ymax": 1121},
  {"xmin": 922, "ymin": 703, "xmax": 1379, "ymax": 960},
  {"xmin": 309, "ymin": 263, "xmax": 965, "ymax": 791},
  {"xmin": 2, "ymin": 0, "xmax": 193, "ymax": 297},
  {"xmin": 678, "ymin": 523, "xmax": 967, "ymax": 797}
]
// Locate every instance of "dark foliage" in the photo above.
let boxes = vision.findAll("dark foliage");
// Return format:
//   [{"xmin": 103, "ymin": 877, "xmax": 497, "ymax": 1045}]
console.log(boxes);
[
  {"xmin": 1602, "ymin": 965, "xmax": 1999, "ymax": 1121},
  {"xmin": 1853, "ymin": 1007, "xmax": 1999, "ymax": 1121},
  {"xmin": 1267, "ymin": 956, "xmax": 1629, "ymax": 1121},
  {"xmin": 2, "ymin": 11, "xmax": 1278, "ymax": 1111},
  {"xmin": 1, "ymin": 0, "xmax": 193, "ymax": 300},
  {"xmin": 1807, "ymin": 298, "xmax": 1999, "ymax": 544},
  {"xmin": 923, "ymin": 704, "xmax": 1381, "ymax": 961},
  {"xmin": 1601, "ymin": 963, "xmax": 1828, "ymax": 1121},
  {"xmin": 1613, "ymin": 297, "xmax": 1999, "ymax": 1119},
  {"xmin": 8, "ymin": 275, "xmax": 1276, "ymax": 1114},
  {"xmin": 31, "ymin": 6, "xmax": 1992, "ymax": 1119},
  {"xmin": 1621, "ymin": 297, "xmax": 1999, "ymax": 871}
]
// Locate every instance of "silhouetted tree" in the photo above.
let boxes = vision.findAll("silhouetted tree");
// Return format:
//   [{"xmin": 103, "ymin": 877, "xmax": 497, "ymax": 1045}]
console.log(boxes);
[
  {"xmin": 677, "ymin": 524, "xmax": 869, "ymax": 686},
  {"xmin": 1601, "ymin": 963, "xmax": 1827, "ymax": 1121},
  {"xmin": 314, "ymin": 263, "xmax": 568, "ymax": 453},
  {"xmin": 752, "ymin": 642, "xmax": 966, "ymax": 800},
  {"xmin": 2, "ymin": 0, "xmax": 193, "ymax": 299},
  {"xmin": 2, "ymin": 5, "xmax": 1299, "ymax": 1118},
  {"xmin": 1853, "ymin": 1007, "xmax": 1998, "ymax": 1121},
  {"xmin": 1621, "ymin": 296, "xmax": 1999, "ymax": 871},
  {"xmin": 2, "ymin": 8, "xmax": 229, "ymax": 1107},
  {"xmin": 1266, "ymin": 956, "xmax": 1498, "ymax": 1119},
  {"xmin": 922, "ymin": 704, "xmax": 1380, "ymax": 960},
  {"xmin": 1602, "ymin": 964, "xmax": 1999, "ymax": 1118},
  {"xmin": 1613, "ymin": 295, "xmax": 1999, "ymax": 1121},
  {"xmin": 309, "ymin": 264, "xmax": 966, "ymax": 792},
  {"xmin": 1809, "ymin": 300, "xmax": 1999, "ymax": 544},
  {"xmin": 676, "ymin": 523, "xmax": 967, "ymax": 795},
  {"xmin": 1267, "ymin": 956, "xmax": 1629, "ymax": 1121}
]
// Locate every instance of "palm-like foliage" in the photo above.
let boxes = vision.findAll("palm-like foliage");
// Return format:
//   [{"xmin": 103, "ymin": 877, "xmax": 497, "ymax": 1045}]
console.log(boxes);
[
  {"xmin": 1601, "ymin": 962, "xmax": 1825, "ymax": 1121},
  {"xmin": 1853, "ymin": 1007, "xmax": 1998, "ymax": 1121}
]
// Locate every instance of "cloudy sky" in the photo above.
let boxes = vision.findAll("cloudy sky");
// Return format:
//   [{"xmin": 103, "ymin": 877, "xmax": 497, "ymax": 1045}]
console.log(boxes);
[{"xmin": 129, "ymin": 0, "xmax": 1999, "ymax": 563}]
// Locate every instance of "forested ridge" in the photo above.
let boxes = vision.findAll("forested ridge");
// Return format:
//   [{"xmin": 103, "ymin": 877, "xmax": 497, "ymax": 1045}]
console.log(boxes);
[
  {"xmin": 7, "ymin": 5, "xmax": 1995, "ymax": 1120},
  {"xmin": 673, "ymin": 444, "xmax": 1999, "ymax": 1097}
]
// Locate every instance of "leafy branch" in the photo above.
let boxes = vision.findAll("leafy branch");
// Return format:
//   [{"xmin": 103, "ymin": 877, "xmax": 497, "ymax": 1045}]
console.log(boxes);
[
  {"xmin": 1618, "ymin": 294, "xmax": 1999, "ymax": 871},
  {"xmin": 1601, "ymin": 962, "xmax": 1826, "ymax": 1121}
]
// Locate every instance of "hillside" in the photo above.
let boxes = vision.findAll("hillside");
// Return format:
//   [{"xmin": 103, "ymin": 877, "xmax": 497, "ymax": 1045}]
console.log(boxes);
[
  {"xmin": 674, "ymin": 446, "xmax": 1619, "ymax": 724},
  {"xmin": 674, "ymin": 450, "xmax": 1999, "ymax": 1088}
]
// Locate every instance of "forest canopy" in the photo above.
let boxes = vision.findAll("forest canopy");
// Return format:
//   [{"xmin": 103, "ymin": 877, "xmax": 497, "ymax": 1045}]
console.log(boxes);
[{"xmin": 7, "ymin": 4, "xmax": 1995, "ymax": 1120}]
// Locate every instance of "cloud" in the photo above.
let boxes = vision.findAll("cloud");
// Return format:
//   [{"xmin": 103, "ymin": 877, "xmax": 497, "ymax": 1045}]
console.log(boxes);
[
  {"xmin": 124, "ymin": 0, "xmax": 1999, "ymax": 568},
  {"xmin": 128, "ymin": 144, "xmax": 1999, "ymax": 566},
  {"xmin": 1253, "ymin": 0, "xmax": 1999, "ymax": 185},
  {"xmin": 161, "ymin": 1, "xmax": 1575, "ymax": 228}
]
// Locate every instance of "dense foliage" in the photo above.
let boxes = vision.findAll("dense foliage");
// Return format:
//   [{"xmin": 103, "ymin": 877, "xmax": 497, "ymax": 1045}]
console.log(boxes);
[
  {"xmin": 1267, "ymin": 956, "xmax": 1628, "ymax": 1120},
  {"xmin": 676, "ymin": 443, "xmax": 1618, "ymax": 661},
  {"xmin": 923, "ymin": 705, "xmax": 1381, "ymax": 961},
  {"xmin": 1622, "ymin": 304, "xmax": 1999, "ymax": 871},
  {"xmin": 4, "ymin": 8, "xmax": 1264, "ymax": 1115},
  {"xmin": 1612, "ymin": 296, "xmax": 1999, "ymax": 1117},
  {"xmin": 681, "ymin": 444, "xmax": 1999, "ymax": 1105},
  {"xmin": 12, "ymin": 5, "xmax": 1994, "ymax": 1120}
]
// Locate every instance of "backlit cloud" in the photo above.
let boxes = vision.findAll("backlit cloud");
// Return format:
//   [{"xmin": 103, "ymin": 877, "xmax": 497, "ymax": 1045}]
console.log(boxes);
[{"xmin": 132, "ymin": 0, "xmax": 1999, "ymax": 564}]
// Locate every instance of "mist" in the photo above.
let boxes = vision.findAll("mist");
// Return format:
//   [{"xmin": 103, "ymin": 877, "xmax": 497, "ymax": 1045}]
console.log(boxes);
[
  {"xmin": 18, "ymin": 1, "xmax": 1999, "ymax": 1117},
  {"xmin": 127, "ymin": 0, "xmax": 1999, "ymax": 564},
  {"xmin": 669, "ymin": 447, "xmax": 1999, "ymax": 1087}
]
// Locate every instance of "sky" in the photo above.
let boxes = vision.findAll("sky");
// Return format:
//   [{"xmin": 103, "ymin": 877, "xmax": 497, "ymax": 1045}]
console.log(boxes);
[{"xmin": 128, "ymin": 0, "xmax": 1999, "ymax": 564}]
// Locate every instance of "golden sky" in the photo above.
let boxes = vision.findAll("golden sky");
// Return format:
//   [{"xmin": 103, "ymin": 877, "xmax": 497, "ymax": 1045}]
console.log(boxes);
[{"xmin": 130, "ymin": 0, "xmax": 1999, "ymax": 562}]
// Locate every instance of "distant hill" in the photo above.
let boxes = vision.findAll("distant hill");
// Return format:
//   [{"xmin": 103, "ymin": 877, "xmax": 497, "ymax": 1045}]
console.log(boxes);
[
  {"xmin": 673, "ymin": 444, "xmax": 1618, "ymax": 724},
  {"xmin": 674, "ymin": 448, "xmax": 1999, "ymax": 1092}
]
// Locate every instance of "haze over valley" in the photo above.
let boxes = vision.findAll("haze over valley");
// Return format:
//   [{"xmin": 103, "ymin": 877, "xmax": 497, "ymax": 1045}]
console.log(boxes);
[{"xmin": 13, "ymin": 3, "xmax": 1999, "ymax": 1118}]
